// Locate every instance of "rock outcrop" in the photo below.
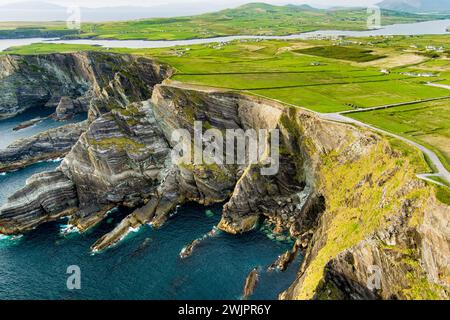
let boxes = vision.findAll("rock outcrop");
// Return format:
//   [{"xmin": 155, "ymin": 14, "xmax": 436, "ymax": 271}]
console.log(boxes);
[
  {"xmin": 54, "ymin": 96, "xmax": 79, "ymax": 120},
  {"xmin": 0, "ymin": 52, "xmax": 173, "ymax": 120},
  {"xmin": 0, "ymin": 54, "xmax": 448, "ymax": 300},
  {"xmin": 242, "ymin": 268, "xmax": 260, "ymax": 300},
  {"xmin": 0, "ymin": 170, "xmax": 78, "ymax": 235},
  {"xmin": 0, "ymin": 121, "xmax": 88, "ymax": 173}
]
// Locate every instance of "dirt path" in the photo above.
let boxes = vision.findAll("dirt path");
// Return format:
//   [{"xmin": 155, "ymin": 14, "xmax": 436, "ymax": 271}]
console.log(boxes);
[{"xmin": 426, "ymin": 82, "xmax": 450, "ymax": 90}]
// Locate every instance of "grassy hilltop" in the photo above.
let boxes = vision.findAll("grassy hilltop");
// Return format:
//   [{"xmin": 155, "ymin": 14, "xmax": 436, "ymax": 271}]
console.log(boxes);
[
  {"xmin": 1, "ymin": 3, "xmax": 449, "ymax": 40},
  {"xmin": 77, "ymin": 3, "xmax": 450, "ymax": 40}
]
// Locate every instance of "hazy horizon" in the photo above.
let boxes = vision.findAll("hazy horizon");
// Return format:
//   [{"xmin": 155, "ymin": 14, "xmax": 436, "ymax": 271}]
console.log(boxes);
[
  {"xmin": 0, "ymin": 0, "xmax": 385, "ymax": 22},
  {"xmin": 0, "ymin": 0, "xmax": 380, "ymax": 9}
]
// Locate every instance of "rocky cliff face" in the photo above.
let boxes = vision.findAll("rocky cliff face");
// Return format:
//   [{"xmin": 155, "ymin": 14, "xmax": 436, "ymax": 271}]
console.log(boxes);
[
  {"xmin": 280, "ymin": 138, "xmax": 450, "ymax": 300},
  {"xmin": 0, "ymin": 54, "xmax": 448, "ymax": 299},
  {"xmin": 0, "ymin": 52, "xmax": 173, "ymax": 232},
  {"xmin": 0, "ymin": 52, "xmax": 172, "ymax": 120},
  {"xmin": 0, "ymin": 170, "xmax": 78, "ymax": 235},
  {"xmin": 0, "ymin": 121, "xmax": 87, "ymax": 173}
]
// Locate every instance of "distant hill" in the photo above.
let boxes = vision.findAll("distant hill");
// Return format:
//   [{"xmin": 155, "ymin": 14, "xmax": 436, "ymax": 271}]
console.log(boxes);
[
  {"xmin": 377, "ymin": 0, "xmax": 450, "ymax": 14},
  {"xmin": 70, "ymin": 2, "xmax": 450, "ymax": 41},
  {"xmin": 3, "ymin": 1, "xmax": 449, "ymax": 22},
  {"xmin": 1, "ymin": 1, "xmax": 449, "ymax": 40},
  {"xmin": 0, "ymin": 1, "xmax": 240, "ymax": 22}
]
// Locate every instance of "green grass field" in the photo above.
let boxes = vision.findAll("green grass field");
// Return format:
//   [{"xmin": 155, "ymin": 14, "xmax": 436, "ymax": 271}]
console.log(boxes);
[
  {"xmin": 3, "ymin": 3, "xmax": 439, "ymax": 41},
  {"xmin": 78, "ymin": 4, "xmax": 437, "ymax": 40},
  {"xmin": 349, "ymin": 99, "xmax": 450, "ymax": 172},
  {"xmin": 295, "ymin": 46, "xmax": 387, "ymax": 62},
  {"xmin": 4, "ymin": 38, "xmax": 450, "ymax": 114}
]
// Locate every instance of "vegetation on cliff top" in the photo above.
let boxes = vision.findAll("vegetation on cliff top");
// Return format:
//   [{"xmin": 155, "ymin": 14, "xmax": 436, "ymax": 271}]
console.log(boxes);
[{"xmin": 297, "ymin": 136, "xmax": 442, "ymax": 299}]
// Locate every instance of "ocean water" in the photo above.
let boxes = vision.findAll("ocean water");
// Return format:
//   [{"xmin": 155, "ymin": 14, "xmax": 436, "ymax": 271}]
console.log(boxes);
[
  {"xmin": 0, "ymin": 203, "xmax": 300, "ymax": 300},
  {"xmin": 0, "ymin": 109, "xmax": 301, "ymax": 300}
]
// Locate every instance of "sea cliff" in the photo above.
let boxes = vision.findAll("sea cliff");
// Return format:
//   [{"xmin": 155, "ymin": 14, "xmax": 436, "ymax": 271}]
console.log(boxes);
[{"xmin": 0, "ymin": 53, "xmax": 448, "ymax": 299}]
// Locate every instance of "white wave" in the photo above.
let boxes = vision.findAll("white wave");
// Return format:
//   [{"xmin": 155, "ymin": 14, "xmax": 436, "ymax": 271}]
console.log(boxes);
[
  {"xmin": 60, "ymin": 224, "xmax": 80, "ymax": 235},
  {"xmin": 0, "ymin": 234, "xmax": 10, "ymax": 240},
  {"xmin": 128, "ymin": 226, "xmax": 141, "ymax": 233},
  {"xmin": 0, "ymin": 234, "xmax": 23, "ymax": 241}
]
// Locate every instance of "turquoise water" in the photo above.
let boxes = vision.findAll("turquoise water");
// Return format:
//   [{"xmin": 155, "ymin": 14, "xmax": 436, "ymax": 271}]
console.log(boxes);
[
  {"xmin": 0, "ymin": 204, "xmax": 300, "ymax": 300},
  {"xmin": 0, "ymin": 110, "xmax": 301, "ymax": 300}
]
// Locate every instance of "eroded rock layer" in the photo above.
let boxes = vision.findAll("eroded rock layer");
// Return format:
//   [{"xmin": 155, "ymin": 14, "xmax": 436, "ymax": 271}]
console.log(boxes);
[
  {"xmin": 0, "ymin": 121, "xmax": 88, "ymax": 172},
  {"xmin": 0, "ymin": 52, "xmax": 173, "ymax": 120},
  {"xmin": 0, "ymin": 53, "xmax": 448, "ymax": 300},
  {"xmin": 0, "ymin": 170, "xmax": 78, "ymax": 234}
]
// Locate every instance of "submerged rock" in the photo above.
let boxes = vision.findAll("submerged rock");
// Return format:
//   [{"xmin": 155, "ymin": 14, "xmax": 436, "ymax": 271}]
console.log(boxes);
[
  {"xmin": 54, "ymin": 96, "xmax": 77, "ymax": 120},
  {"xmin": 242, "ymin": 267, "xmax": 260, "ymax": 300},
  {"xmin": 268, "ymin": 240, "xmax": 302, "ymax": 272},
  {"xmin": 12, "ymin": 117, "xmax": 44, "ymax": 131},
  {"xmin": 180, "ymin": 239, "xmax": 202, "ymax": 259}
]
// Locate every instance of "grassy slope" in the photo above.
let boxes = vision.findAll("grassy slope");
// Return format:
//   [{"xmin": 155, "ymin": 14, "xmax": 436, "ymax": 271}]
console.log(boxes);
[{"xmin": 299, "ymin": 137, "xmax": 447, "ymax": 299}]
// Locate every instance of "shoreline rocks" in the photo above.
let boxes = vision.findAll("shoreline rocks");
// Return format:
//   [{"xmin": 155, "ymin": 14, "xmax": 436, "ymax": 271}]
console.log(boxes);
[
  {"xmin": 268, "ymin": 240, "xmax": 302, "ymax": 272},
  {"xmin": 0, "ymin": 170, "xmax": 78, "ymax": 235},
  {"xmin": 12, "ymin": 117, "xmax": 44, "ymax": 131},
  {"xmin": 0, "ymin": 121, "xmax": 88, "ymax": 173}
]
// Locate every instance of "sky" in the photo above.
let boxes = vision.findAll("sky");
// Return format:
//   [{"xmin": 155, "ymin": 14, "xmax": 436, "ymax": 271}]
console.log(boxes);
[{"xmin": 0, "ymin": 0, "xmax": 381, "ymax": 9}]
